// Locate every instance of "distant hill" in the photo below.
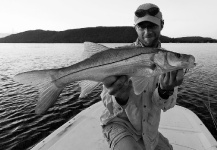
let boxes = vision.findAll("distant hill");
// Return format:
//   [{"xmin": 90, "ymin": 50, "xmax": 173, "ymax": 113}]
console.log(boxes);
[
  {"xmin": 0, "ymin": 27, "xmax": 216, "ymax": 43},
  {"xmin": 169, "ymin": 36, "xmax": 217, "ymax": 43}
]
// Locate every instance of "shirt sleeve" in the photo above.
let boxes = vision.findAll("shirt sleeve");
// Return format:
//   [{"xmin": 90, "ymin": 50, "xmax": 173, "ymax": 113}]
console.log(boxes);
[
  {"xmin": 100, "ymin": 85, "xmax": 126, "ymax": 115},
  {"xmin": 152, "ymin": 86, "xmax": 178, "ymax": 112}
]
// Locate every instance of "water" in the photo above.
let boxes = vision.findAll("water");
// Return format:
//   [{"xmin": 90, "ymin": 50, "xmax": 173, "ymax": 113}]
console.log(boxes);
[{"xmin": 0, "ymin": 43, "xmax": 217, "ymax": 150}]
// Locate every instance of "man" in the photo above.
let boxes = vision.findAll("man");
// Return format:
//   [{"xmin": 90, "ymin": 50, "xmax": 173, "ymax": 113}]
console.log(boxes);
[{"xmin": 100, "ymin": 3, "xmax": 184, "ymax": 150}]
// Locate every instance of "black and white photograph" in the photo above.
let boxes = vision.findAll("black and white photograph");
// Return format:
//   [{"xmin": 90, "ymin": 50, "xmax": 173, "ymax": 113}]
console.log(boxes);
[{"xmin": 0, "ymin": 0, "xmax": 217, "ymax": 150}]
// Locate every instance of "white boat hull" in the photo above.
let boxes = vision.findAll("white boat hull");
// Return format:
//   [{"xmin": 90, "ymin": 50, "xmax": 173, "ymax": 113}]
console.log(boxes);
[{"xmin": 31, "ymin": 102, "xmax": 217, "ymax": 150}]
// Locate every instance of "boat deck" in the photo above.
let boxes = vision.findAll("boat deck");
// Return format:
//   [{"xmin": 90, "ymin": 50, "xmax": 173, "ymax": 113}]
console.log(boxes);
[{"xmin": 32, "ymin": 102, "xmax": 217, "ymax": 150}]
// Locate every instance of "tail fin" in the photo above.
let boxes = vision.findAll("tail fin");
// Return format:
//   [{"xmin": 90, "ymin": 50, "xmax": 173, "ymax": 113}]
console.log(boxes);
[{"xmin": 14, "ymin": 70, "xmax": 64, "ymax": 115}]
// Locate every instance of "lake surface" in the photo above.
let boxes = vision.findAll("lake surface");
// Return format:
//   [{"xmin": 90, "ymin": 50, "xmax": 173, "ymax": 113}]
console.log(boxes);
[{"xmin": 0, "ymin": 43, "xmax": 217, "ymax": 150}]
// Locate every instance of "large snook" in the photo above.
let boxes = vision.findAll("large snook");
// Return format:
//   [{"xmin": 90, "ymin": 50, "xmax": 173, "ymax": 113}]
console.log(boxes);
[{"xmin": 14, "ymin": 42, "xmax": 195, "ymax": 114}]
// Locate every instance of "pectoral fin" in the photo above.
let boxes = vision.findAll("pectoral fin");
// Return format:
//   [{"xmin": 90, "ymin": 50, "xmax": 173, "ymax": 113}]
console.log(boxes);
[{"xmin": 131, "ymin": 77, "xmax": 151, "ymax": 95}]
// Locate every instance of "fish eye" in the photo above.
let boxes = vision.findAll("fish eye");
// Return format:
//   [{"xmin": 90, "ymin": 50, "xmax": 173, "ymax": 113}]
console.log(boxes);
[{"xmin": 174, "ymin": 53, "xmax": 181, "ymax": 58}]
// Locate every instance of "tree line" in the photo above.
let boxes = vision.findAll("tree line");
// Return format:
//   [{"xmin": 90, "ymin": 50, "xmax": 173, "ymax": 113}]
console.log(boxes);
[{"xmin": 0, "ymin": 27, "xmax": 216, "ymax": 43}]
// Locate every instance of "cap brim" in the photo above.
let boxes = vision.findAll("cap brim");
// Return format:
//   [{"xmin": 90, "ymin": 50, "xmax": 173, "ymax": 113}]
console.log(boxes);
[{"xmin": 134, "ymin": 15, "xmax": 161, "ymax": 26}]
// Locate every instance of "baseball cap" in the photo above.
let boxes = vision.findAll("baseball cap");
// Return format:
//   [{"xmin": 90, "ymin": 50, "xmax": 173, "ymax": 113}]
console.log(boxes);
[{"xmin": 134, "ymin": 3, "xmax": 163, "ymax": 26}]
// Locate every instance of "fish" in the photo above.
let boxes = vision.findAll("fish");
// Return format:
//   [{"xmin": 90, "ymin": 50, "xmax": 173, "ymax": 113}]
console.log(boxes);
[{"xmin": 14, "ymin": 42, "xmax": 196, "ymax": 114}]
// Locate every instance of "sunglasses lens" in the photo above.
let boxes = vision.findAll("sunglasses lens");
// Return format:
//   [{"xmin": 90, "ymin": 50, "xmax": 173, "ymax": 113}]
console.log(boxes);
[
  {"xmin": 137, "ymin": 22, "xmax": 158, "ymax": 30},
  {"xmin": 135, "ymin": 7, "xmax": 159, "ymax": 18},
  {"xmin": 148, "ymin": 7, "xmax": 159, "ymax": 16},
  {"xmin": 135, "ymin": 9, "xmax": 146, "ymax": 18}
]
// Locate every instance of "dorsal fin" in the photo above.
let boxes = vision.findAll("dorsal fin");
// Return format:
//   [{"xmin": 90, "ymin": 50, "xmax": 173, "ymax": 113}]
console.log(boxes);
[{"xmin": 81, "ymin": 42, "xmax": 110, "ymax": 60}]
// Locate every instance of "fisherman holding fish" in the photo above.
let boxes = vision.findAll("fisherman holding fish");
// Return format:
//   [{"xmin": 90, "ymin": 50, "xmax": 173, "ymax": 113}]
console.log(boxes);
[
  {"xmin": 14, "ymin": 2, "xmax": 196, "ymax": 150},
  {"xmin": 101, "ymin": 3, "xmax": 183, "ymax": 150}
]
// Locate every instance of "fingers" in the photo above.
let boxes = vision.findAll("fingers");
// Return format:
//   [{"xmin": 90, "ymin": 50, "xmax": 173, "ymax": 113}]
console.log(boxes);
[
  {"xmin": 109, "ymin": 76, "xmax": 130, "ymax": 95},
  {"xmin": 103, "ymin": 76, "xmax": 117, "ymax": 88},
  {"xmin": 160, "ymin": 69, "xmax": 184, "ymax": 90},
  {"xmin": 176, "ymin": 69, "xmax": 184, "ymax": 82},
  {"xmin": 170, "ymin": 70, "xmax": 177, "ymax": 84},
  {"xmin": 161, "ymin": 71, "xmax": 176, "ymax": 85},
  {"xmin": 102, "ymin": 75, "xmax": 131, "ymax": 96}
]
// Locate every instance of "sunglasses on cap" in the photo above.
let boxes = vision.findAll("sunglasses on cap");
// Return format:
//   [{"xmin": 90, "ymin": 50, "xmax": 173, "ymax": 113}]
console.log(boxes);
[{"xmin": 135, "ymin": 7, "xmax": 159, "ymax": 18}]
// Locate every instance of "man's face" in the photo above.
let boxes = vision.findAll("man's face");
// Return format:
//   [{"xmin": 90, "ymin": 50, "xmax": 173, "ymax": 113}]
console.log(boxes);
[{"xmin": 135, "ymin": 21, "xmax": 162, "ymax": 47}]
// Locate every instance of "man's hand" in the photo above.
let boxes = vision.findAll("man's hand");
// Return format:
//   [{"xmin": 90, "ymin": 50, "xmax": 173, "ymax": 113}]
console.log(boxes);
[
  {"xmin": 159, "ymin": 69, "xmax": 184, "ymax": 90},
  {"xmin": 102, "ymin": 75, "xmax": 132, "ymax": 105}
]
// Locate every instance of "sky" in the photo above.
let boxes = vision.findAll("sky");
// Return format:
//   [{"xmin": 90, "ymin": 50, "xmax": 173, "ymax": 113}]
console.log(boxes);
[{"xmin": 1, "ymin": 0, "xmax": 217, "ymax": 39}]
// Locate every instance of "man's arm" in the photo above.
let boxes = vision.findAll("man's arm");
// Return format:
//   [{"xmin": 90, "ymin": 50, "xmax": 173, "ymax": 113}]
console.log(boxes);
[
  {"xmin": 102, "ymin": 69, "xmax": 184, "ymax": 108},
  {"xmin": 159, "ymin": 69, "xmax": 184, "ymax": 93},
  {"xmin": 152, "ymin": 69, "xmax": 184, "ymax": 111}
]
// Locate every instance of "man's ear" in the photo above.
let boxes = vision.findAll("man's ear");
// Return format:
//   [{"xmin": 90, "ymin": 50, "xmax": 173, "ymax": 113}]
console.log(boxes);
[
  {"xmin": 134, "ymin": 25, "xmax": 139, "ymax": 32},
  {"xmin": 161, "ymin": 20, "xmax": 164, "ymax": 29}
]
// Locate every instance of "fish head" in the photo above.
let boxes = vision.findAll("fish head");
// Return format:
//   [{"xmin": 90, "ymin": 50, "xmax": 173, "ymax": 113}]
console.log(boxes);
[
  {"xmin": 167, "ymin": 52, "xmax": 195, "ymax": 69},
  {"xmin": 154, "ymin": 50, "xmax": 196, "ymax": 71}
]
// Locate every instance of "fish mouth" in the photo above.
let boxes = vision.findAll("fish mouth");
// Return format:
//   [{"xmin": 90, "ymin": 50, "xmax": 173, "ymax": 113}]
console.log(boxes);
[
  {"xmin": 189, "ymin": 56, "xmax": 195, "ymax": 64},
  {"xmin": 190, "ymin": 62, "xmax": 196, "ymax": 67},
  {"xmin": 183, "ymin": 63, "xmax": 196, "ymax": 75},
  {"xmin": 184, "ymin": 56, "xmax": 196, "ymax": 69},
  {"xmin": 184, "ymin": 66, "xmax": 194, "ymax": 74},
  {"xmin": 182, "ymin": 63, "xmax": 197, "ymax": 69}
]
